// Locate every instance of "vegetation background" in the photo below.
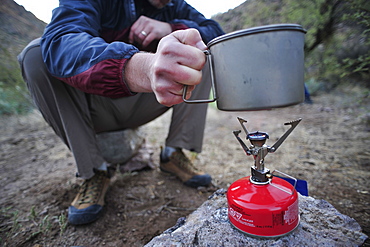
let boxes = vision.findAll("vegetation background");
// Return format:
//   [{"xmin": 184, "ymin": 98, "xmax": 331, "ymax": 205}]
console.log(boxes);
[
  {"xmin": 0, "ymin": 0, "xmax": 45, "ymax": 115},
  {"xmin": 214, "ymin": 0, "xmax": 369, "ymax": 91}
]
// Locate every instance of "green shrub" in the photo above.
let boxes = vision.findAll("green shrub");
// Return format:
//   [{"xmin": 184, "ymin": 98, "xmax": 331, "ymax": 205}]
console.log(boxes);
[{"xmin": 0, "ymin": 81, "xmax": 33, "ymax": 115}]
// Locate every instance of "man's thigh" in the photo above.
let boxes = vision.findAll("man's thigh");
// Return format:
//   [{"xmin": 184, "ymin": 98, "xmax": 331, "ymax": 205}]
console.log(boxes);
[{"xmin": 89, "ymin": 93, "xmax": 170, "ymax": 133}]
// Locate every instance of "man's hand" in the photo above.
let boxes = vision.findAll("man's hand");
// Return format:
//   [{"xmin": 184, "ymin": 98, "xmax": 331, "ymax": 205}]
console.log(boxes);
[
  {"xmin": 124, "ymin": 29, "xmax": 207, "ymax": 107},
  {"xmin": 129, "ymin": 16, "xmax": 172, "ymax": 49}
]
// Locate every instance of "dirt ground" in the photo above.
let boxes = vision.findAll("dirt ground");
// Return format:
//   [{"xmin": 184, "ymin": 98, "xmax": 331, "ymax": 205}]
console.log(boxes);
[{"xmin": 0, "ymin": 85, "xmax": 369, "ymax": 247}]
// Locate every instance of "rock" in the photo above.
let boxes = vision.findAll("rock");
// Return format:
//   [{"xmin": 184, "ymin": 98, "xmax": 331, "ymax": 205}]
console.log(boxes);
[
  {"xmin": 96, "ymin": 128, "xmax": 144, "ymax": 164},
  {"xmin": 145, "ymin": 189, "xmax": 368, "ymax": 247},
  {"xmin": 119, "ymin": 141, "xmax": 156, "ymax": 173}
]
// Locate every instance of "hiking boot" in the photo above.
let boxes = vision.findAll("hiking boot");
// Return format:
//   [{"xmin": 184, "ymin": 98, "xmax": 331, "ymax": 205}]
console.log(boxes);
[
  {"xmin": 68, "ymin": 170, "xmax": 110, "ymax": 225},
  {"xmin": 160, "ymin": 147, "xmax": 212, "ymax": 188}
]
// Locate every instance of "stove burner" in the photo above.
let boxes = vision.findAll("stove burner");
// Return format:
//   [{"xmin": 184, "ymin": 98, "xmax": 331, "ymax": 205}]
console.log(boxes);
[{"xmin": 247, "ymin": 131, "xmax": 269, "ymax": 141}]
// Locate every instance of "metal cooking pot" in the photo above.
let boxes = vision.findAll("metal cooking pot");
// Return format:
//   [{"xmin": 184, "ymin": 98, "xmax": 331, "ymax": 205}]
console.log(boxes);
[{"xmin": 183, "ymin": 24, "xmax": 307, "ymax": 111}]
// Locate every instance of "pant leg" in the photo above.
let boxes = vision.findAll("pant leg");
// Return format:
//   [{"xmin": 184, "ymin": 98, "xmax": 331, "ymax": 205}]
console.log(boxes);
[
  {"xmin": 18, "ymin": 39, "xmax": 106, "ymax": 179},
  {"xmin": 166, "ymin": 62, "xmax": 212, "ymax": 153},
  {"xmin": 88, "ymin": 92, "xmax": 170, "ymax": 133},
  {"xmin": 88, "ymin": 59, "xmax": 212, "ymax": 153},
  {"xmin": 89, "ymin": 85, "xmax": 210, "ymax": 154},
  {"xmin": 88, "ymin": 68, "xmax": 211, "ymax": 153}
]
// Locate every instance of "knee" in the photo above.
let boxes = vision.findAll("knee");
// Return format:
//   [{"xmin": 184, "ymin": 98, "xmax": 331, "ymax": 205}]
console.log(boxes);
[{"xmin": 18, "ymin": 38, "xmax": 52, "ymax": 88}]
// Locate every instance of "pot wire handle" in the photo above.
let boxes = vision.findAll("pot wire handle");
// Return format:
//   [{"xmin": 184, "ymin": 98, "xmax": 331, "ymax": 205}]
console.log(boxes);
[
  {"xmin": 183, "ymin": 50, "xmax": 217, "ymax": 104},
  {"xmin": 269, "ymin": 170, "xmax": 297, "ymax": 195}
]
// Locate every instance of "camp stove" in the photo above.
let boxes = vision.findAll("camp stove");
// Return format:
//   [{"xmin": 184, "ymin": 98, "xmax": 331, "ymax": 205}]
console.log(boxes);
[{"xmin": 227, "ymin": 117, "xmax": 302, "ymax": 238}]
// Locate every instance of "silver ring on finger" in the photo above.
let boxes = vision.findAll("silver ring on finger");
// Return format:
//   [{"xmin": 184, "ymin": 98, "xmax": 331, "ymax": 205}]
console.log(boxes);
[{"xmin": 141, "ymin": 30, "xmax": 148, "ymax": 37}]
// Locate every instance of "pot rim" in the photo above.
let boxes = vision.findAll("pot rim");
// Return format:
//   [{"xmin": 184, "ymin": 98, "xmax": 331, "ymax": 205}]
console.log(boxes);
[{"xmin": 207, "ymin": 23, "xmax": 307, "ymax": 48}]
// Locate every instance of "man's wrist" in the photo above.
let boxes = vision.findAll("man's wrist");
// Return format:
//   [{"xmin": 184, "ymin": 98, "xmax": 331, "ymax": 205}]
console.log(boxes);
[{"xmin": 123, "ymin": 52, "xmax": 154, "ymax": 93}]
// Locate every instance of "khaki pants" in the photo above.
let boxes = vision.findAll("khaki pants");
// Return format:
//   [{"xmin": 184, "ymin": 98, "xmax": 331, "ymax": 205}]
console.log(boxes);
[{"xmin": 18, "ymin": 38, "xmax": 210, "ymax": 179}]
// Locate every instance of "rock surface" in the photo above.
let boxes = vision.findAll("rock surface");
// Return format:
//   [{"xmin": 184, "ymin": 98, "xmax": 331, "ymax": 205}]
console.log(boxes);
[
  {"xmin": 96, "ymin": 128, "xmax": 144, "ymax": 164},
  {"xmin": 145, "ymin": 189, "xmax": 368, "ymax": 247}
]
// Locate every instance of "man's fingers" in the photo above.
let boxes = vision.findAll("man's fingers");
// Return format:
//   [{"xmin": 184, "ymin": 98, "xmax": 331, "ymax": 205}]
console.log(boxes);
[
  {"xmin": 157, "ymin": 40, "xmax": 206, "ymax": 72},
  {"xmin": 175, "ymin": 65, "xmax": 203, "ymax": 86},
  {"xmin": 171, "ymin": 29, "xmax": 207, "ymax": 50},
  {"xmin": 148, "ymin": 29, "xmax": 207, "ymax": 106},
  {"xmin": 129, "ymin": 16, "xmax": 172, "ymax": 49},
  {"xmin": 152, "ymin": 78, "xmax": 196, "ymax": 106},
  {"xmin": 154, "ymin": 89, "xmax": 193, "ymax": 107}
]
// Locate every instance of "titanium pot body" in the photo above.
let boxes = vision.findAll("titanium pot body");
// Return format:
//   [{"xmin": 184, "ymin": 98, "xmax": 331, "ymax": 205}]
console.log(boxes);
[{"xmin": 185, "ymin": 24, "xmax": 306, "ymax": 111}]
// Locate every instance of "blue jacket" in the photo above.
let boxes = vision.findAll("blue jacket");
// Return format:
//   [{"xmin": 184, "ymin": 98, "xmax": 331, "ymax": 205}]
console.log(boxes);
[{"xmin": 41, "ymin": 0, "xmax": 224, "ymax": 98}]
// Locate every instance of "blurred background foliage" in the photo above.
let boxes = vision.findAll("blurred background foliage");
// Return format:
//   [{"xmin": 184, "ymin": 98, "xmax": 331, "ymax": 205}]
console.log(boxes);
[
  {"xmin": 214, "ymin": 0, "xmax": 370, "ymax": 94},
  {"xmin": 0, "ymin": 43, "xmax": 33, "ymax": 115},
  {"xmin": 1, "ymin": 0, "xmax": 369, "ymax": 115},
  {"xmin": 0, "ymin": 0, "xmax": 46, "ymax": 115}
]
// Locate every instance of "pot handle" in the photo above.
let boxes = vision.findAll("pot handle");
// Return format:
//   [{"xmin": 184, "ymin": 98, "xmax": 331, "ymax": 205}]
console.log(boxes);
[{"xmin": 182, "ymin": 50, "xmax": 217, "ymax": 104}]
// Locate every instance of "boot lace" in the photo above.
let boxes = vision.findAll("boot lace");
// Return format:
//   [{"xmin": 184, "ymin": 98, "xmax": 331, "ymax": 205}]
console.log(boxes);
[
  {"xmin": 77, "ymin": 171, "xmax": 107, "ymax": 205},
  {"xmin": 172, "ymin": 150, "xmax": 200, "ymax": 173}
]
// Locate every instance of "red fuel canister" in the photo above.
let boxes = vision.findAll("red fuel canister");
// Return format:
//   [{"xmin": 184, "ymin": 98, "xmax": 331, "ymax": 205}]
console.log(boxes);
[{"xmin": 227, "ymin": 176, "xmax": 299, "ymax": 237}]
